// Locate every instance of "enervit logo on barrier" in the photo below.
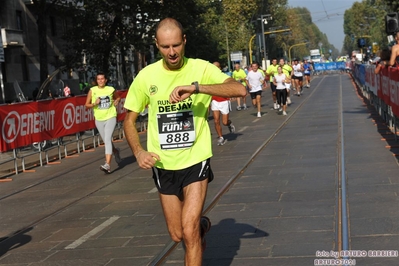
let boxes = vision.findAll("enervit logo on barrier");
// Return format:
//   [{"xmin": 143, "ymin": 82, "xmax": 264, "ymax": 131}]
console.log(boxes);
[
  {"xmin": 63, "ymin": 103, "xmax": 76, "ymax": 130},
  {"xmin": 1, "ymin": 110, "xmax": 56, "ymax": 144},
  {"xmin": 2, "ymin": 111, "xmax": 21, "ymax": 144}
]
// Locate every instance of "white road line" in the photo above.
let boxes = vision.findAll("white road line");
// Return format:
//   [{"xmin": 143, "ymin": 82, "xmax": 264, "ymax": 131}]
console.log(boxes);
[
  {"xmin": 64, "ymin": 216, "xmax": 120, "ymax": 249},
  {"xmin": 148, "ymin": 187, "xmax": 158, "ymax": 193},
  {"xmin": 238, "ymin": 126, "xmax": 248, "ymax": 133}
]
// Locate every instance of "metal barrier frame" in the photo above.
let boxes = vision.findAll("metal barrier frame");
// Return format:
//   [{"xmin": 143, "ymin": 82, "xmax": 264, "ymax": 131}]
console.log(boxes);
[{"xmin": 0, "ymin": 149, "xmax": 18, "ymax": 176}]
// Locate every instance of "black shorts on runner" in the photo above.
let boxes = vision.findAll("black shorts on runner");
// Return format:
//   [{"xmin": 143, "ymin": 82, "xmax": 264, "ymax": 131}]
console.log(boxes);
[
  {"xmin": 293, "ymin": 76, "xmax": 303, "ymax": 81},
  {"xmin": 304, "ymin": 73, "xmax": 311, "ymax": 76},
  {"xmin": 152, "ymin": 158, "xmax": 214, "ymax": 196},
  {"xmin": 250, "ymin": 90, "xmax": 262, "ymax": 99},
  {"xmin": 270, "ymin": 82, "xmax": 277, "ymax": 92}
]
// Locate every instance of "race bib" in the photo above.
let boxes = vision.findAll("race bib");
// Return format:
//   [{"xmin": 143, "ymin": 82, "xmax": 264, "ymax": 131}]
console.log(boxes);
[
  {"xmin": 98, "ymin": 96, "xmax": 111, "ymax": 109},
  {"xmin": 157, "ymin": 111, "xmax": 196, "ymax": 150}
]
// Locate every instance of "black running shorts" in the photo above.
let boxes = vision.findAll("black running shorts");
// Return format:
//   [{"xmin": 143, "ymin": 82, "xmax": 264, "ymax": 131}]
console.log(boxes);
[
  {"xmin": 152, "ymin": 158, "xmax": 214, "ymax": 196},
  {"xmin": 270, "ymin": 82, "xmax": 277, "ymax": 92},
  {"xmin": 292, "ymin": 76, "xmax": 303, "ymax": 81},
  {"xmin": 250, "ymin": 90, "xmax": 262, "ymax": 99}
]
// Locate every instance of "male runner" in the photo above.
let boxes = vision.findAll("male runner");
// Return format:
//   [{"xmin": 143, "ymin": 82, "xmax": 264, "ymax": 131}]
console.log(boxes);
[{"xmin": 123, "ymin": 18, "xmax": 246, "ymax": 266}]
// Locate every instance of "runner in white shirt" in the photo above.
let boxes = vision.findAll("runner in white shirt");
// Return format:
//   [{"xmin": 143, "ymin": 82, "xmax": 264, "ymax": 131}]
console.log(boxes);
[
  {"xmin": 273, "ymin": 66, "xmax": 289, "ymax": 116},
  {"xmin": 291, "ymin": 59, "xmax": 304, "ymax": 96},
  {"xmin": 245, "ymin": 62, "xmax": 264, "ymax": 118}
]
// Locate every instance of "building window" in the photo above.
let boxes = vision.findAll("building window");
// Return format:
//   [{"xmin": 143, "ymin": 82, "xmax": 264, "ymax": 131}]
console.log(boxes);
[
  {"xmin": 50, "ymin": 16, "xmax": 57, "ymax": 36},
  {"xmin": 16, "ymin": 11, "xmax": 23, "ymax": 30}
]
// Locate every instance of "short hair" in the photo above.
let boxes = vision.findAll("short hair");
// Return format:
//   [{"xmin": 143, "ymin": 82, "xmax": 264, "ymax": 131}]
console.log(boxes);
[
  {"xmin": 155, "ymin": 18, "xmax": 184, "ymax": 39},
  {"xmin": 213, "ymin": 61, "xmax": 221, "ymax": 69}
]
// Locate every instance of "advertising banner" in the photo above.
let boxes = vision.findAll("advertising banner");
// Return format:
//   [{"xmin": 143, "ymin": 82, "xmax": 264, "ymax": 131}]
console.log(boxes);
[
  {"xmin": 314, "ymin": 62, "xmax": 345, "ymax": 71},
  {"xmin": 0, "ymin": 91, "xmax": 127, "ymax": 152}
]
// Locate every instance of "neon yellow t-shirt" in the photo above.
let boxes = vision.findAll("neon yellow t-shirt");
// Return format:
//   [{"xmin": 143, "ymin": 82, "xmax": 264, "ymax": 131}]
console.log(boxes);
[
  {"xmin": 281, "ymin": 64, "xmax": 292, "ymax": 76},
  {"xmin": 124, "ymin": 57, "xmax": 229, "ymax": 170},
  {"xmin": 232, "ymin": 69, "xmax": 247, "ymax": 86},
  {"xmin": 91, "ymin": 86, "xmax": 117, "ymax": 121},
  {"xmin": 266, "ymin": 64, "xmax": 279, "ymax": 82}
]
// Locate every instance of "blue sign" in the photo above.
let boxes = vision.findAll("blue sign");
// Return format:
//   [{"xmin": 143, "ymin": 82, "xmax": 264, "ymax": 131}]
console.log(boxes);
[{"xmin": 314, "ymin": 62, "xmax": 345, "ymax": 71}]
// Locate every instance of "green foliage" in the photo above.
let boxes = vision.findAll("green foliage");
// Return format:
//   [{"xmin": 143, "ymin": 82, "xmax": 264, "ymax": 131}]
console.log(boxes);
[
  {"xmin": 382, "ymin": 0, "xmax": 399, "ymax": 11},
  {"xmin": 62, "ymin": 0, "xmax": 159, "ymax": 74},
  {"xmin": 343, "ymin": 0, "xmax": 390, "ymax": 56},
  {"xmin": 36, "ymin": 0, "xmax": 341, "ymax": 83},
  {"xmin": 158, "ymin": 0, "xmax": 219, "ymax": 61},
  {"xmin": 271, "ymin": 6, "xmax": 338, "ymax": 61}
]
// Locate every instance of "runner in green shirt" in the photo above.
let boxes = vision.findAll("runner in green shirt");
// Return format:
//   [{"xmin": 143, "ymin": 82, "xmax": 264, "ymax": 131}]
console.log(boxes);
[
  {"xmin": 232, "ymin": 63, "xmax": 248, "ymax": 110},
  {"xmin": 123, "ymin": 18, "xmax": 246, "ymax": 265},
  {"xmin": 266, "ymin": 58, "xmax": 279, "ymax": 109},
  {"xmin": 279, "ymin": 58, "xmax": 292, "ymax": 105}
]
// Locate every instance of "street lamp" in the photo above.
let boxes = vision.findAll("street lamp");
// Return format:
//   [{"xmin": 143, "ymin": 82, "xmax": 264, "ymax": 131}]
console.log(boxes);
[
  {"xmin": 281, "ymin": 42, "xmax": 287, "ymax": 60},
  {"xmin": 248, "ymin": 28, "xmax": 290, "ymax": 64},
  {"xmin": 259, "ymin": 14, "xmax": 272, "ymax": 64},
  {"xmin": 288, "ymin": 42, "xmax": 309, "ymax": 63}
]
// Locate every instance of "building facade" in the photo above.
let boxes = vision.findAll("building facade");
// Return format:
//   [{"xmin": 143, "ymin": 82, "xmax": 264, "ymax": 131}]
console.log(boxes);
[{"xmin": 0, "ymin": 0, "xmax": 75, "ymax": 103}]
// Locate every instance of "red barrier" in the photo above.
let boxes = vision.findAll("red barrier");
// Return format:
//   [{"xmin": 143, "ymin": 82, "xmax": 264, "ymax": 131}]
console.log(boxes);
[
  {"xmin": 380, "ymin": 67, "xmax": 391, "ymax": 106},
  {"xmin": 0, "ymin": 91, "xmax": 128, "ymax": 152},
  {"xmin": 389, "ymin": 68, "xmax": 399, "ymax": 116}
]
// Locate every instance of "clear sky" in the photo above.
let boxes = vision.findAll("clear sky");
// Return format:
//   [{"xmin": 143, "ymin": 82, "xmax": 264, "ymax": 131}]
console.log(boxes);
[{"xmin": 288, "ymin": 0, "xmax": 360, "ymax": 52}]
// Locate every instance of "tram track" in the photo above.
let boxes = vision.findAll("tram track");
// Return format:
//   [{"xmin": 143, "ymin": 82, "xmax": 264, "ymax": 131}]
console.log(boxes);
[
  {"xmin": 0, "ymin": 75, "xmax": 353, "ymax": 265},
  {"xmin": 149, "ymin": 75, "xmax": 354, "ymax": 265},
  {"xmin": 0, "ymin": 153, "xmax": 144, "ymax": 245}
]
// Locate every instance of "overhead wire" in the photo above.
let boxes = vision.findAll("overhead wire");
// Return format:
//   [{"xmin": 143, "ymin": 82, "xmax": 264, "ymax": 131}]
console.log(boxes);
[{"xmin": 321, "ymin": 0, "xmax": 329, "ymax": 19}]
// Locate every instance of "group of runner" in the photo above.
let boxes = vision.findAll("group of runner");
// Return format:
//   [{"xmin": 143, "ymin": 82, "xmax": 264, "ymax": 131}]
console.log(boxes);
[
  {"xmin": 88, "ymin": 17, "xmax": 317, "ymax": 265},
  {"xmin": 209, "ymin": 58, "xmax": 313, "ymax": 147},
  {"xmin": 227, "ymin": 57, "xmax": 313, "ymax": 117}
]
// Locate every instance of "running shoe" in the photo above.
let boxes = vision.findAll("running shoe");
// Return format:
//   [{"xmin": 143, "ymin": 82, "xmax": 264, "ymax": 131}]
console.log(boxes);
[
  {"xmin": 228, "ymin": 123, "xmax": 236, "ymax": 133},
  {"xmin": 287, "ymin": 97, "xmax": 291, "ymax": 105},
  {"xmin": 279, "ymin": 108, "xmax": 282, "ymax": 112},
  {"xmin": 283, "ymin": 111, "xmax": 287, "ymax": 116},
  {"xmin": 242, "ymin": 104, "xmax": 248, "ymax": 110},
  {"xmin": 114, "ymin": 148, "xmax": 122, "ymax": 165},
  {"xmin": 100, "ymin": 163, "xmax": 111, "ymax": 174},
  {"xmin": 217, "ymin": 137, "xmax": 227, "ymax": 146},
  {"xmin": 257, "ymin": 112, "xmax": 262, "ymax": 118},
  {"xmin": 200, "ymin": 216, "xmax": 211, "ymax": 253},
  {"xmin": 236, "ymin": 106, "xmax": 242, "ymax": 111},
  {"xmin": 273, "ymin": 103, "xmax": 278, "ymax": 109}
]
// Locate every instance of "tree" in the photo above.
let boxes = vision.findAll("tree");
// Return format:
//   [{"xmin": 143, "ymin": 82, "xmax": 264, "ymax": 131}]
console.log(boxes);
[
  {"xmin": 343, "ymin": 0, "xmax": 389, "ymax": 56},
  {"xmin": 62, "ymin": 0, "xmax": 160, "ymax": 88}
]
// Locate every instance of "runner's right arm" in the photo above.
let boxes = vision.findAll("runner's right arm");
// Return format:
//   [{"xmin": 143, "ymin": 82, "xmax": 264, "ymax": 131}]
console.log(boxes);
[{"xmin": 124, "ymin": 111, "xmax": 160, "ymax": 169}]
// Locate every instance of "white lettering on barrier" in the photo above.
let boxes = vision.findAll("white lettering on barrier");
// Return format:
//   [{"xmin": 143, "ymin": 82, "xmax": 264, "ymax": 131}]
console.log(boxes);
[
  {"xmin": 75, "ymin": 105, "xmax": 94, "ymax": 124},
  {"xmin": 117, "ymin": 98, "xmax": 127, "ymax": 114},
  {"xmin": 1, "ymin": 110, "xmax": 55, "ymax": 143},
  {"xmin": 20, "ymin": 111, "xmax": 55, "ymax": 136},
  {"xmin": 63, "ymin": 103, "xmax": 94, "ymax": 130}
]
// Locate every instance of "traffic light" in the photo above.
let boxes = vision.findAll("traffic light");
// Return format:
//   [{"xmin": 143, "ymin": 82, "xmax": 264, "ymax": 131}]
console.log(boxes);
[
  {"xmin": 357, "ymin": 38, "xmax": 366, "ymax": 48},
  {"xmin": 385, "ymin": 13, "xmax": 399, "ymax": 34}
]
